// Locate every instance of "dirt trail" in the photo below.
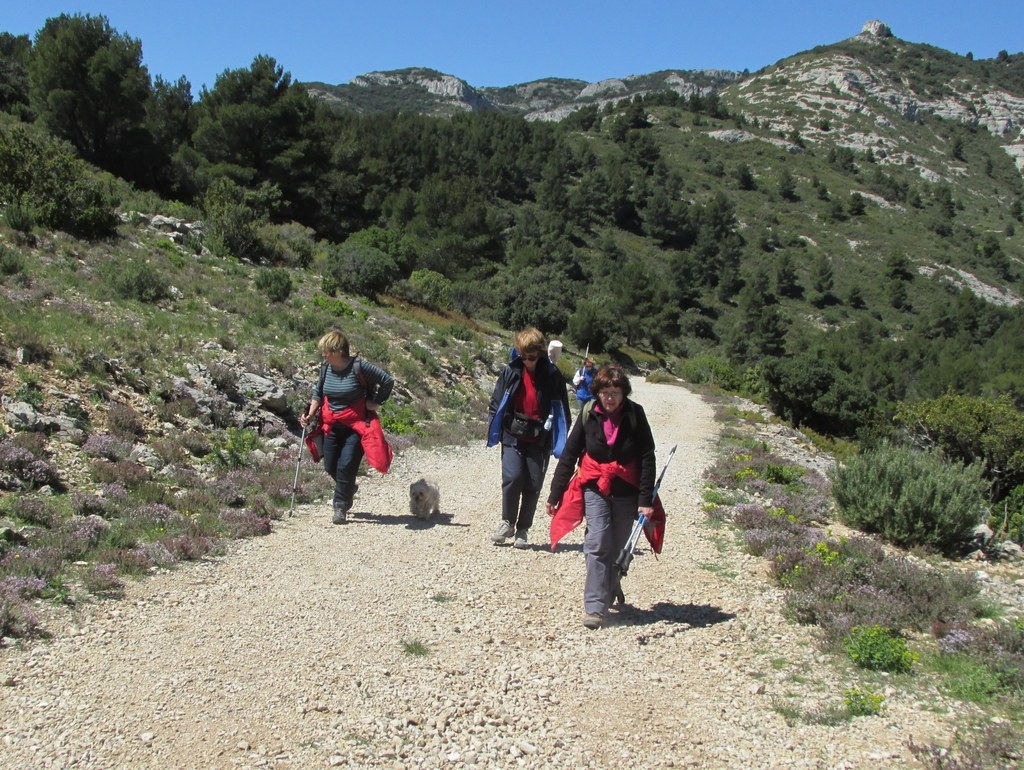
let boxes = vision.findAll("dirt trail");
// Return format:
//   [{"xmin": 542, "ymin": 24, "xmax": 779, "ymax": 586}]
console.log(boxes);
[{"xmin": 1, "ymin": 380, "xmax": 953, "ymax": 769}]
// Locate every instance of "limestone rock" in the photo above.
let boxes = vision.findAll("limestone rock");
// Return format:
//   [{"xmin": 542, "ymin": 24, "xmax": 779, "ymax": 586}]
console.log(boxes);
[{"xmin": 861, "ymin": 20, "xmax": 893, "ymax": 38}]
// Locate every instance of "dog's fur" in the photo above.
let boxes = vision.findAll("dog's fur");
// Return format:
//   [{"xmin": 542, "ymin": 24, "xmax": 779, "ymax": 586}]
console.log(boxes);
[{"xmin": 409, "ymin": 478, "xmax": 441, "ymax": 520}]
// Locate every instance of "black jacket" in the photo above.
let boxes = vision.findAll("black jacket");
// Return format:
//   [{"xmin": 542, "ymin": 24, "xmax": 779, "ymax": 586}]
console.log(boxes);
[
  {"xmin": 488, "ymin": 355, "xmax": 571, "ymax": 449},
  {"xmin": 547, "ymin": 399, "xmax": 657, "ymax": 506}
]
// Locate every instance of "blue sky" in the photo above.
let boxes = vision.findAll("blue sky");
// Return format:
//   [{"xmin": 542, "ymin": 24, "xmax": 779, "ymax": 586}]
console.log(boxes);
[{"xmin": 3, "ymin": 1, "xmax": 1022, "ymax": 94}]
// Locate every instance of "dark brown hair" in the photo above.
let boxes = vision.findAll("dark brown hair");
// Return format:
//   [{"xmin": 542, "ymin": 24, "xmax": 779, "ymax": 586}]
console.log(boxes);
[{"xmin": 591, "ymin": 364, "xmax": 631, "ymax": 398}]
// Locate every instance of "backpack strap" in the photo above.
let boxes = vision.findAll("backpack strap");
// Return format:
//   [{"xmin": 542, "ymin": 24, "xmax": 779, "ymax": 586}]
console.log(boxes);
[
  {"xmin": 352, "ymin": 357, "xmax": 374, "ymax": 400},
  {"xmin": 317, "ymin": 360, "xmax": 328, "ymax": 396},
  {"xmin": 582, "ymin": 399, "xmax": 596, "ymax": 422}
]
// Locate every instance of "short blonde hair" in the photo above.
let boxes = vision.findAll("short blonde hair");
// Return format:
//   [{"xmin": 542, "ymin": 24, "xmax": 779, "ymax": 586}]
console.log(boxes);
[
  {"xmin": 317, "ymin": 330, "xmax": 350, "ymax": 356},
  {"xmin": 514, "ymin": 327, "xmax": 546, "ymax": 357}
]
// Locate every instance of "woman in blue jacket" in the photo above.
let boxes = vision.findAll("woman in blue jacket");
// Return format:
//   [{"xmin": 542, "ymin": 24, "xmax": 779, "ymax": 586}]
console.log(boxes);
[{"xmin": 487, "ymin": 328, "xmax": 571, "ymax": 549}]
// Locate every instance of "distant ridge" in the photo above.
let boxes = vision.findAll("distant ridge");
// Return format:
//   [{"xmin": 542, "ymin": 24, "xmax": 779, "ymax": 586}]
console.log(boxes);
[{"xmin": 304, "ymin": 67, "xmax": 742, "ymax": 120}]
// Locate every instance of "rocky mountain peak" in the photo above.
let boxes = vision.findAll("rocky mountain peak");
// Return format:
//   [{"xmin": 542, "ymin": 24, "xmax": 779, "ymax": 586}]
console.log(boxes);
[{"xmin": 860, "ymin": 20, "xmax": 893, "ymax": 38}]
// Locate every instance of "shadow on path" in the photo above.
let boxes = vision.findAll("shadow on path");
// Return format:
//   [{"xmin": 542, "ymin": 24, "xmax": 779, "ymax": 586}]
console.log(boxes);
[
  {"xmin": 616, "ymin": 601, "xmax": 735, "ymax": 631},
  {"xmin": 350, "ymin": 511, "xmax": 469, "ymax": 529}
]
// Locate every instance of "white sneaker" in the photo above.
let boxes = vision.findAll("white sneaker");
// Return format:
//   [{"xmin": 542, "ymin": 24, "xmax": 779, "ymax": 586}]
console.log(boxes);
[
  {"xmin": 490, "ymin": 521, "xmax": 514, "ymax": 543},
  {"xmin": 513, "ymin": 529, "xmax": 529, "ymax": 549}
]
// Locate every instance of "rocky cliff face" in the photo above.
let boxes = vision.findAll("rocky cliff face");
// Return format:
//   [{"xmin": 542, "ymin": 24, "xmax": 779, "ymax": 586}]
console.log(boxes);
[
  {"xmin": 351, "ymin": 69, "xmax": 495, "ymax": 111},
  {"xmin": 726, "ymin": 21, "xmax": 1024, "ymax": 176}
]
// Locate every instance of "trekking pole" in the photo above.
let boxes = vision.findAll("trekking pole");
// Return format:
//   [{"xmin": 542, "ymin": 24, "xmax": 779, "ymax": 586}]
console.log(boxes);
[
  {"xmin": 615, "ymin": 444, "xmax": 677, "ymax": 577},
  {"xmin": 289, "ymin": 423, "xmax": 307, "ymax": 516}
]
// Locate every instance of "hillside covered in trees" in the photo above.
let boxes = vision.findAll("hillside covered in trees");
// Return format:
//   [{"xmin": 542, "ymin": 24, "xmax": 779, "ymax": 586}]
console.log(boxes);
[{"xmin": 2, "ymin": 13, "xmax": 1024, "ymax": 534}]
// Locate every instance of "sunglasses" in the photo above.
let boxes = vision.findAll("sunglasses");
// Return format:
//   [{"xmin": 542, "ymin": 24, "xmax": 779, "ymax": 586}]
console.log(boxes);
[{"xmin": 521, "ymin": 354, "xmax": 539, "ymax": 361}]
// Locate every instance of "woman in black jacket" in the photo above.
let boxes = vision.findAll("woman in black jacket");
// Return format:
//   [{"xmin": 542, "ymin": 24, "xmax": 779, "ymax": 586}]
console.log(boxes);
[
  {"xmin": 487, "ymin": 327, "xmax": 571, "ymax": 549},
  {"xmin": 546, "ymin": 365, "xmax": 656, "ymax": 629}
]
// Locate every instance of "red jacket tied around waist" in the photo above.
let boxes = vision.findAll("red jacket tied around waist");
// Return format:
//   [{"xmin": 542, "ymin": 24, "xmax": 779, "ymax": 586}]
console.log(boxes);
[
  {"xmin": 548, "ymin": 453, "xmax": 665, "ymax": 552},
  {"xmin": 305, "ymin": 399, "xmax": 393, "ymax": 474}
]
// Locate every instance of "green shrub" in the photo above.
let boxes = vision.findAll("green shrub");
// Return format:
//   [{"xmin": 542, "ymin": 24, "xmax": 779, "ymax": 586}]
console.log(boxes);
[
  {"xmin": 14, "ymin": 379, "xmax": 43, "ymax": 409},
  {"xmin": 0, "ymin": 123, "xmax": 117, "ymax": 237},
  {"xmin": 990, "ymin": 484, "xmax": 1024, "ymax": 544},
  {"xmin": 255, "ymin": 221, "xmax": 317, "ymax": 268},
  {"xmin": 323, "ymin": 240, "xmax": 397, "ymax": 298},
  {"xmin": 211, "ymin": 428, "xmax": 260, "ymax": 469},
  {"xmin": 681, "ymin": 354, "xmax": 741, "ymax": 390},
  {"xmin": 448, "ymin": 323, "xmax": 474, "ymax": 342},
  {"xmin": 3, "ymin": 200, "xmax": 36, "ymax": 232},
  {"xmin": 346, "ymin": 225, "xmax": 417, "ymax": 272},
  {"xmin": 379, "ymin": 403, "xmax": 425, "ymax": 436},
  {"xmin": 842, "ymin": 625, "xmax": 918, "ymax": 672},
  {"xmin": 830, "ymin": 443, "xmax": 987, "ymax": 550},
  {"xmin": 104, "ymin": 260, "xmax": 169, "ymax": 303},
  {"xmin": 255, "ymin": 267, "xmax": 293, "ymax": 303},
  {"xmin": 842, "ymin": 687, "xmax": 884, "ymax": 717},
  {"xmin": 201, "ymin": 178, "xmax": 271, "ymax": 261},
  {"xmin": 762, "ymin": 353, "xmax": 873, "ymax": 436},
  {"xmin": 0, "ymin": 123, "xmax": 118, "ymax": 239},
  {"xmin": 286, "ymin": 307, "xmax": 331, "ymax": 340},
  {"xmin": 0, "ymin": 244, "xmax": 26, "ymax": 276},
  {"xmin": 408, "ymin": 269, "xmax": 452, "ymax": 310},
  {"xmin": 895, "ymin": 393, "xmax": 1024, "ymax": 500},
  {"xmin": 764, "ymin": 462, "xmax": 805, "ymax": 485},
  {"xmin": 311, "ymin": 294, "xmax": 355, "ymax": 317}
]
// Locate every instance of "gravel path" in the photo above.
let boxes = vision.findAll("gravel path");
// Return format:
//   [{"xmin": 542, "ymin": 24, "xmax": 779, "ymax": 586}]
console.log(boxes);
[{"xmin": 1, "ymin": 380, "xmax": 956, "ymax": 769}]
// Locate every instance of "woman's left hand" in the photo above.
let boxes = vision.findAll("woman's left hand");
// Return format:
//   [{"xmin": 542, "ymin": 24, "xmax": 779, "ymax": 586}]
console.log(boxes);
[{"xmin": 365, "ymin": 400, "xmax": 379, "ymax": 412}]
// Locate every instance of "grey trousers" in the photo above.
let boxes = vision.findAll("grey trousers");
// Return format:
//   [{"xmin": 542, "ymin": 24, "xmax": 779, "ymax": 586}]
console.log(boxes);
[
  {"xmin": 500, "ymin": 441, "xmax": 549, "ymax": 532},
  {"xmin": 583, "ymin": 487, "xmax": 637, "ymax": 616}
]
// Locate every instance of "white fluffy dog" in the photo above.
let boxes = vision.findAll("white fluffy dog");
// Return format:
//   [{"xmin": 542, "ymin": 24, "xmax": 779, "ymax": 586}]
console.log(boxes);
[{"xmin": 409, "ymin": 478, "xmax": 441, "ymax": 520}]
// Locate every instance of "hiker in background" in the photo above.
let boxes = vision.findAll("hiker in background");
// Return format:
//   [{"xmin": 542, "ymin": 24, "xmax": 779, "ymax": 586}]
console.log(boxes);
[
  {"xmin": 299, "ymin": 330, "xmax": 394, "ymax": 525},
  {"xmin": 572, "ymin": 357, "xmax": 596, "ymax": 413},
  {"xmin": 546, "ymin": 364, "xmax": 656, "ymax": 629},
  {"xmin": 487, "ymin": 328, "xmax": 571, "ymax": 549}
]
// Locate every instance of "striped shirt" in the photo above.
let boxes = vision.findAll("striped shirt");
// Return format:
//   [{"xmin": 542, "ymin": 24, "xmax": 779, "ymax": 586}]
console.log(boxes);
[{"xmin": 313, "ymin": 358, "xmax": 394, "ymax": 413}]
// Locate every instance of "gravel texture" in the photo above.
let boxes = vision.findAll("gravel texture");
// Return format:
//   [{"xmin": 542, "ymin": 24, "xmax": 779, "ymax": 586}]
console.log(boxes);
[{"xmin": 1, "ymin": 381, "xmax": 961, "ymax": 769}]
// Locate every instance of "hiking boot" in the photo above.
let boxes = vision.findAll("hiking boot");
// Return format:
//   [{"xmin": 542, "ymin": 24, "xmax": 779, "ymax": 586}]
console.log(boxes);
[
  {"xmin": 513, "ymin": 529, "xmax": 529, "ymax": 549},
  {"xmin": 490, "ymin": 520, "xmax": 514, "ymax": 543},
  {"xmin": 332, "ymin": 502, "xmax": 348, "ymax": 525},
  {"xmin": 582, "ymin": 613, "xmax": 603, "ymax": 630}
]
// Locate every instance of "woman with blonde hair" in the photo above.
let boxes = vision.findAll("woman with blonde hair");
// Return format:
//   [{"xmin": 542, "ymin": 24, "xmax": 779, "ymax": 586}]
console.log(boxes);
[{"xmin": 300, "ymin": 330, "xmax": 395, "ymax": 524}]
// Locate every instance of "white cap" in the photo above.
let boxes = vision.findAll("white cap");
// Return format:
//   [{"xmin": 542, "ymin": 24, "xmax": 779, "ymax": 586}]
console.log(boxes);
[{"xmin": 547, "ymin": 340, "xmax": 563, "ymax": 361}]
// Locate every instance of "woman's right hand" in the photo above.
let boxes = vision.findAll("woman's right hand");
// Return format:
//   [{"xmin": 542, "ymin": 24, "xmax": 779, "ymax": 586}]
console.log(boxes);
[{"xmin": 545, "ymin": 502, "xmax": 558, "ymax": 517}]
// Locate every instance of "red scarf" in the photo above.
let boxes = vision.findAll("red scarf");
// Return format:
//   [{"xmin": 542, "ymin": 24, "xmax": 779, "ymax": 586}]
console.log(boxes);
[
  {"xmin": 513, "ymin": 365, "xmax": 541, "ymax": 419},
  {"xmin": 548, "ymin": 453, "xmax": 666, "ymax": 552},
  {"xmin": 304, "ymin": 400, "xmax": 393, "ymax": 474}
]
